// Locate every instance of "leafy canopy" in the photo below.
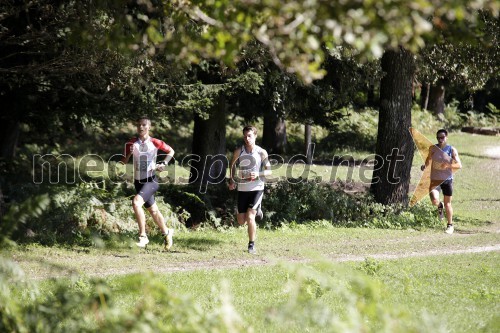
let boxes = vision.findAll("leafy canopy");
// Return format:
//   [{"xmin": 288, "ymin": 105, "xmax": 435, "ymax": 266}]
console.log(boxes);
[{"xmin": 104, "ymin": 0, "xmax": 500, "ymax": 83}]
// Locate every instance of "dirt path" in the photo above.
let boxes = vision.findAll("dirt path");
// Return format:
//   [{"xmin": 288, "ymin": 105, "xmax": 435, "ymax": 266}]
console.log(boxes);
[
  {"xmin": 16, "ymin": 227, "xmax": 499, "ymax": 280},
  {"xmin": 119, "ymin": 244, "xmax": 500, "ymax": 276}
]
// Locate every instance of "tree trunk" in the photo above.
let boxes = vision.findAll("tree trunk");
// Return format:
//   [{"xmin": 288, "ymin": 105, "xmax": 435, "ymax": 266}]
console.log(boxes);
[
  {"xmin": 420, "ymin": 82, "xmax": 430, "ymax": 110},
  {"xmin": 428, "ymin": 83, "xmax": 445, "ymax": 116},
  {"xmin": 189, "ymin": 95, "xmax": 227, "ymax": 190},
  {"xmin": 472, "ymin": 91, "xmax": 486, "ymax": 112},
  {"xmin": 0, "ymin": 117, "xmax": 20, "ymax": 159},
  {"xmin": 371, "ymin": 48, "xmax": 415, "ymax": 205},
  {"xmin": 304, "ymin": 123, "xmax": 313, "ymax": 164},
  {"xmin": 367, "ymin": 82, "xmax": 377, "ymax": 107},
  {"xmin": 262, "ymin": 112, "xmax": 287, "ymax": 154}
]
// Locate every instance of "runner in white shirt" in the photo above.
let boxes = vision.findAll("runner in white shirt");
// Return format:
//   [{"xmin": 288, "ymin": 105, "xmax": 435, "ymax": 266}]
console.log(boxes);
[
  {"xmin": 121, "ymin": 116, "xmax": 175, "ymax": 249},
  {"xmin": 229, "ymin": 125, "xmax": 272, "ymax": 254}
]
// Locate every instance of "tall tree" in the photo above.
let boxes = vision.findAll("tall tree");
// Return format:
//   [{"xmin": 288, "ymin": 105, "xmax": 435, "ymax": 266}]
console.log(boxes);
[
  {"xmin": 371, "ymin": 48, "xmax": 415, "ymax": 205},
  {"xmin": 177, "ymin": 63, "xmax": 263, "ymax": 186}
]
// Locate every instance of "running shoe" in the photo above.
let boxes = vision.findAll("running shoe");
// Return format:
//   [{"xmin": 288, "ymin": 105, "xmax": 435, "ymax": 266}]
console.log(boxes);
[
  {"xmin": 437, "ymin": 202, "xmax": 444, "ymax": 220},
  {"xmin": 445, "ymin": 224, "xmax": 454, "ymax": 234},
  {"xmin": 163, "ymin": 228, "xmax": 174, "ymax": 250},
  {"xmin": 248, "ymin": 243, "xmax": 256, "ymax": 254},
  {"xmin": 136, "ymin": 235, "xmax": 149, "ymax": 247}
]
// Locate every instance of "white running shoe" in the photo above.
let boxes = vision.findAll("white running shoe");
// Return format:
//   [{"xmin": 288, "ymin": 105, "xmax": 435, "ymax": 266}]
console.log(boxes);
[
  {"xmin": 136, "ymin": 235, "xmax": 149, "ymax": 247},
  {"xmin": 445, "ymin": 224, "xmax": 454, "ymax": 234},
  {"xmin": 164, "ymin": 228, "xmax": 174, "ymax": 250}
]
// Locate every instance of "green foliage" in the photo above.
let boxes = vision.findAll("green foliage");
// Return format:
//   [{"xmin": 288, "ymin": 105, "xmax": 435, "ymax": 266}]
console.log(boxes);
[
  {"xmin": 264, "ymin": 180, "xmax": 369, "ymax": 226},
  {"xmin": 0, "ymin": 257, "xmax": 36, "ymax": 333},
  {"xmin": 486, "ymin": 102, "xmax": 500, "ymax": 116},
  {"xmin": 0, "ymin": 194, "xmax": 50, "ymax": 247},
  {"xmin": 102, "ymin": 0, "xmax": 500, "ymax": 83},
  {"xmin": 0, "ymin": 258, "xmax": 248, "ymax": 332},
  {"xmin": 0, "ymin": 256, "xmax": 455, "ymax": 333},
  {"xmin": 159, "ymin": 184, "xmax": 236, "ymax": 228},
  {"xmin": 320, "ymin": 106, "xmax": 379, "ymax": 152},
  {"xmin": 358, "ymin": 258, "xmax": 383, "ymax": 276},
  {"xmin": 4, "ymin": 180, "xmax": 185, "ymax": 246},
  {"xmin": 2, "ymin": 178, "xmax": 441, "ymax": 244},
  {"xmin": 264, "ymin": 263, "xmax": 441, "ymax": 332},
  {"xmin": 264, "ymin": 180, "xmax": 441, "ymax": 230},
  {"xmin": 413, "ymin": 101, "xmax": 499, "ymax": 131}
]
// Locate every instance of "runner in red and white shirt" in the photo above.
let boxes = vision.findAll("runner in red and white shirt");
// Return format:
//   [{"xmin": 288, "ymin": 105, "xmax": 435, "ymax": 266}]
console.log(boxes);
[{"xmin": 121, "ymin": 116, "xmax": 175, "ymax": 249}]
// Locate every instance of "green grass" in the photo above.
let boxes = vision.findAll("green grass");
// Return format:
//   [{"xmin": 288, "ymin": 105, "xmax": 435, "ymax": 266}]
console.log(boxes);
[
  {"xmin": 8, "ymin": 223, "xmax": 499, "ymax": 279},
  {"xmin": 27, "ymin": 250, "xmax": 499, "ymax": 332},
  {"xmin": 374, "ymin": 252, "xmax": 500, "ymax": 333}
]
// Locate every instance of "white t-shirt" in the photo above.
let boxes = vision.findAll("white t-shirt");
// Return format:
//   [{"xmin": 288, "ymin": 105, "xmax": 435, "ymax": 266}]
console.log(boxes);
[{"xmin": 237, "ymin": 145, "xmax": 268, "ymax": 192}]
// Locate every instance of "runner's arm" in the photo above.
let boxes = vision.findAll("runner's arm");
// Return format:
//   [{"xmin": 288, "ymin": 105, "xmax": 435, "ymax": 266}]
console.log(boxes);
[
  {"xmin": 451, "ymin": 148, "xmax": 462, "ymax": 170},
  {"xmin": 421, "ymin": 146, "xmax": 433, "ymax": 171},
  {"xmin": 157, "ymin": 149, "xmax": 175, "ymax": 165},
  {"xmin": 121, "ymin": 141, "xmax": 134, "ymax": 164},
  {"xmin": 258, "ymin": 150, "xmax": 272, "ymax": 177},
  {"xmin": 228, "ymin": 147, "xmax": 241, "ymax": 189}
]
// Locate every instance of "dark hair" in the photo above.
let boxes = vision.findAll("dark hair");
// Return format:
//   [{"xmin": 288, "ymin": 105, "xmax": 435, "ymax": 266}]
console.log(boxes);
[
  {"xmin": 136, "ymin": 116, "xmax": 151, "ymax": 125},
  {"xmin": 243, "ymin": 125, "xmax": 257, "ymax": 135},
  {"xmin": 436, "ymin": 129, "xmax": 448, "ymax": 136}
]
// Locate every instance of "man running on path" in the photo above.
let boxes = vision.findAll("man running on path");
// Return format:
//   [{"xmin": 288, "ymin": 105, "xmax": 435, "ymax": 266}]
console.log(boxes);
[
  {"xmin": 421, "ymin": 129, "xmax": 462, "ymax": 234},
  {"xmin": 228, "ymin": 125, "xmax": 272, "ymax": 254},
  {"xmin": 122, "ymin": 116, "xmax": 175, "ymax": 249}
]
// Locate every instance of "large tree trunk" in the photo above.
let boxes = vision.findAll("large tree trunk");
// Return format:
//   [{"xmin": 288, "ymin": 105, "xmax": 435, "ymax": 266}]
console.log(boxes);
[
  {"xmin": 262, "ymin": 112, "xmax": 287, "ymax": 154},
  {"xmin": 428, "ymin": 82, "xmax": 445, "ymax": 116},
  {"xmin": 189, "ymin": 96, "xmax": 227, "ymax": 191},
  {"xmin": 371, "ymin": 48, "xmax": 415, "ymax": 205}
]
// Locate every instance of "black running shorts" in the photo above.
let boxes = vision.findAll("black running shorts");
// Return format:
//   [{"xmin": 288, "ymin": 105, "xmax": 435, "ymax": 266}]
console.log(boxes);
[
  {"xmin": 429, "ymin": 179, "xmax": 453, "ymax": 197},
  {"xmin": 237, "ymin": 190, "xmax": 264, "ymax": 214}
]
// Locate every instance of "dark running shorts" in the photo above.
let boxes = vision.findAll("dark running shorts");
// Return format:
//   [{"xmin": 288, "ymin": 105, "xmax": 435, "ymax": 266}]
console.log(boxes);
[
  {"xmin": 429, "ymin": 179, "xmax": 453, "ymax": 197},
  {"xmin": 134, "ymin": 176, "xmax": 159, "ymax": 208},
  {"xmin": 237, "ymin": 190, "xmax": 264, "ymax": 214}
]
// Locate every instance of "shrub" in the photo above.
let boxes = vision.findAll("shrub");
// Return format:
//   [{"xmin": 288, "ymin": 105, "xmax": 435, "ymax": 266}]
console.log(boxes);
[
  {"xmin": 319, "ymin": 107, "xmax": 378, "ymax": 154},
  {"xmin": 412, "ymin": 101, "xmax": 499, "ymax": 131},
  {"xmin": 0, "ymin": 258, "xmax": 248, "ymax": 333},
  {"xmin": 263, "ymin": 180, "xmax": 441, "ymax": 230},
  {"xmin": 158, "ymin": 183, "xmax": 237, "ymax": 228},
  {"xmin": 8, "ymin": 181, "xmax": 184, "ymax": 245}
]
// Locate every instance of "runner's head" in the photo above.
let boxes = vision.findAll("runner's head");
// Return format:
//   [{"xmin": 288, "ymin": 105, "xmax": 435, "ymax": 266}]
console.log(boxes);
[
  {"xmin": 436, "ymin": 129, "xmax": 448, "ymax": 144},
  {"xmin": 243, "ymin": 125, "xmax": 257, "ymax": 136},
  {"xmin": 136, "ymin": 116, "xmax": 151, "ymax": 136},
  {"xmin": 243, "ymin": 125, "xmax": 257, "ymax": 146},
  {"xmin": 137, "ymin": 115, "xmax": 152, "ymax": 126}
]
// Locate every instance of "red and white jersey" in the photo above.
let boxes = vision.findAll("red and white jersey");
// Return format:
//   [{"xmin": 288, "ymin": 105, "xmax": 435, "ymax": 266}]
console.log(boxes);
[{"xmin": 124, "ymin": 136, "xmax": 173, "ymax": 180}]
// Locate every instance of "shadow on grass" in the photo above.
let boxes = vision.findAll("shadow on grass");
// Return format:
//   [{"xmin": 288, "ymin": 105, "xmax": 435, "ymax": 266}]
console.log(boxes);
[
  {"xmin": 453, "ymin": 218, "xmax": 496, "ymax": 234},
  {"xmin": 174, "ymin": 237, "xmax": 223, "ymax": 251},
  {"xmin": 454, "ymin": 216, "xmax": 495, "ymax": 225},
  {"xmin": 460, "ymin": 152, "xmax": 500, "ymax": 160}
]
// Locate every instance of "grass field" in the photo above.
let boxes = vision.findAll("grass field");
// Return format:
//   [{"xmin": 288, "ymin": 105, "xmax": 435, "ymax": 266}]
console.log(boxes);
[{"xmin": 2, "ymin": 130, "xmax": 499, "ymax": 332}]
